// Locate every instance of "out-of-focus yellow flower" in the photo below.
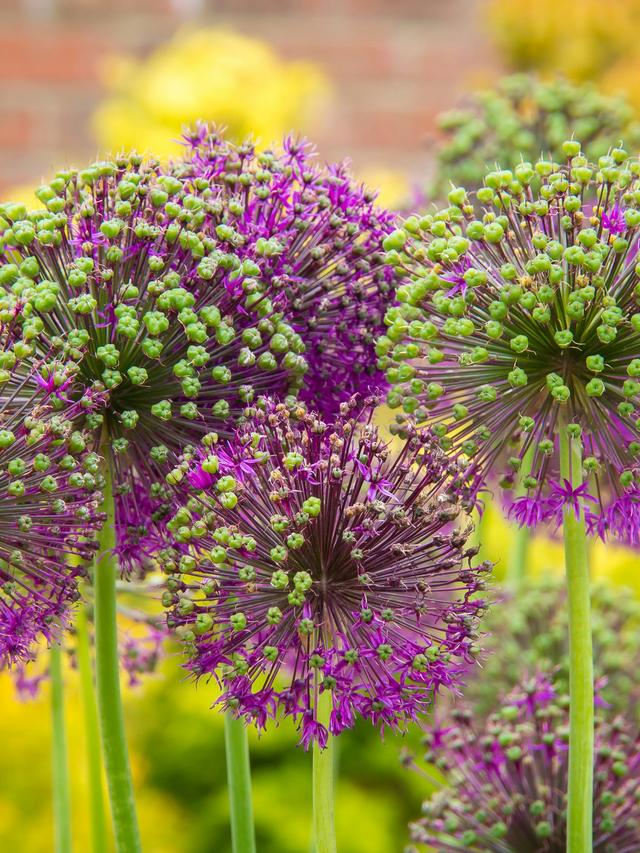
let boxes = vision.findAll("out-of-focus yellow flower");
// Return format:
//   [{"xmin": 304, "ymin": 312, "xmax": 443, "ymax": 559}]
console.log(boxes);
[
  {"xmin": 603, "ymin": 60, "xmax": 640, "ymax": 115},
  {"xmin": 479, "ymin": 497, "xmax": 640, "ymax": 595},
  {"xmin": 358, "ymin": 167, "xmax": 411, "ymax": 212},
  {"xmin": 487, "ymin": 0, "xmax": 640, "ymax": 81},
  {"xmin": 1, "ymin": 183, "xmax": 39, "ymax": 209},
  {"xmin": 92, "ymin": 28, "xmax": 330, "ymax": 158}
]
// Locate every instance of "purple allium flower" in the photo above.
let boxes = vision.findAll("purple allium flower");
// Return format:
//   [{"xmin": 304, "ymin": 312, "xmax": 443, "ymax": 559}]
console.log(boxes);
[
  {"xmin": 407, "ymin": 675, "xmax": 640, "ymax": 852},
  {"xmin": 0, "ymin": 154, "xmax": 310, "ymax": 571},
  {"xmin": 460, "ymin": 575, "xmax": 640, "ymax": 720},
  {"xmin": 380, "ymin": 142, "xmax": 640, "ymax": 541},
  {"xmin": 0, "ymin": 364, "xmax": 101, "ymax": 665},
  {"xmin": 162, "ymin": 396, "xmax": 490, "ymax": 746},
  {"xmin": 12, "ymin": 660, "xmax": 47, "ymax": 700},
  {"xmin": 174, "ymin": 126, "xmax": 398, "ymax": 416},
  {"xmin": 120, "ymin": 625, "xmax": 165, "ymax": 688}
]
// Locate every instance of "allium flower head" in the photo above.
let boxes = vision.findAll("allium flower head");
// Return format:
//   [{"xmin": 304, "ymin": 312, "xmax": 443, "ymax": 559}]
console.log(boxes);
[
  {"xmin": 0, "ymin": 153, "xmax": 310, "ymax": 568},
  {"xmin": 462, "ymin": 576, "xmax": 640, "ymax": 718},
  {"xmin": 174, "ymin": 126, "xmax": 397, "ymax": 415},
  {"xmin": 381, "ymin": 142, "xmax": 640, "ymax": 539},
  {"xmin": 163, "ymin": 397, "xmax": 490, "ymax": 746},
  {"xmin": 407, "ymin": 676, "xmax": 640, "ymax": 852},
  {"xmin": 432, "ymin": 75, "xmax": 640, "ymax": 200},
  {"xmin": 0, "ymin": 355, "xmax": 101, "ymax": 664}
]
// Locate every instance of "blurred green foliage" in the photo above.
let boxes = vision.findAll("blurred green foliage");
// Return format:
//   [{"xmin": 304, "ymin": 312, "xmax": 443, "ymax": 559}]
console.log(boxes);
[
  {"xmin": 0, "ymin": 649, "xmax": 427, "ymax": 852},
  {"xmin": 128, "ymin": 659, "xmax": 426, "ymax": 852}
]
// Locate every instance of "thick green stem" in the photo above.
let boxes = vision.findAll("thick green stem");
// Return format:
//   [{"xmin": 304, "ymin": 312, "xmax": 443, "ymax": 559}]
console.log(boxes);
[
  {"xmin": 95, "ymin": 447, "xmax": 141, "ymax": 852},
  {"xmin": 506, "ymin": 444, "xmax": 534, "ymax": 589},
  {"xmin": 312, "ymin": 689, "xmax": 337, "ymax": 853},
  {"xmin": 76, "ymin": 603, "xmax": 109, "ymax": 853},
  {"xmin": 224, "ymin": 713, "xmax": 256, "ymax": 853},
  {"xmin": 560, "ymin": 426, "xmax": 593, "ymax": 853},
  {"xmin": 50, "ymin": 643, "xmax": 72, "ymax": 853}
]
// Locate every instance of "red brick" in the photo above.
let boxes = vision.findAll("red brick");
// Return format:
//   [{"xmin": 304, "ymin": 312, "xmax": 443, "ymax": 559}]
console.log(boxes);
[
  {"xmin": 0, "ymin": 0, "xmax": 499, "ymax": 191},
  {"xmin": 275, "ymin": 26, "xmax": 397, "ymax": 77},
  {"xmin": 0, "ymin": 110, "xmax": 34, "ymax": 148},
  {"xmin": 0, "ymin": 28, "xmax": 110, "ymax": 84},
  {"xmin": 59, "ymin": 0, "xmax": 174, "ymax": 12}
]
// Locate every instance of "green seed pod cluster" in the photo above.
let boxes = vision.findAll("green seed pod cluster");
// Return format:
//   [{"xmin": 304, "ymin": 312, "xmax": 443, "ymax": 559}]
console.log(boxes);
[
  {"xmin": 381, "ymin": 142, "xmax": 640, "ymax": 540},
  {"xmin": 0, "ymin": 154, "xmax": 309, "ymax": 571},
  {"xmin": 466, "ymin": 575, "xmax": 640, "ymax": 719},
  {"xmin": 432, "ymin": 74, "xmax": 640, "ymax": 201}
]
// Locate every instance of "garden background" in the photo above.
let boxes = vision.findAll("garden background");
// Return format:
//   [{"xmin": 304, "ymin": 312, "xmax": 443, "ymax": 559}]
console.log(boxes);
[{"xmin": 1, "ymin": 0, "xmax": 639, "ymax": 850}]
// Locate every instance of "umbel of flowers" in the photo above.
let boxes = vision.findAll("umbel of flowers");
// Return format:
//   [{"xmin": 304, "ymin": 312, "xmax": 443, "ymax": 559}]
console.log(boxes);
[
  {"xmin": 0, "ymin": 152, "xmax": 308, "ymax": 851},
  {"xmin": 381, "ymin": 142, "xmax": 640, "ymax": 539},
  {"xmin": 173, "ymin": 125, "xmax": 397, "ymax": 416},
  {"xmin": 0, "ymin": 142, "xmax": 397, "ymax": 852},
  {"xmin": 407, "ymin": 676, "xmax": 640, "ymax": 853},
  {"xmin": 379, "ymin": 139, "xmax": 640, "ymax": 851},
  {"xmin": 0, "ymin": 153, "xmax": 312, "ymax": 566},
  {"xmin": 163, "ymin": 396, "xmax": 490, "ymax": 745},
  {"xmin": 464, "ymin": 576, "xmax": 640, "ymax": 719},
  {"xmin": 431, "ymin": 74, "xmax": 640, "ymax": 200}
]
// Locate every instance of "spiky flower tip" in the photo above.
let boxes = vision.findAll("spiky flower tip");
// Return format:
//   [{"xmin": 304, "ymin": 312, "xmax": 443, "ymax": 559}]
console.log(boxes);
[
  {"xmin": 0, "ymin": 367, "xmax": 101, "ymax": 665},
  {"xmin": 381, "ymin": 142, "xmax": 640, "ymax": 540},
  {"xmin": 462, "ymin": 576, "xmax": 640, "ymax": 719},
  {"xmin": 406, "ymin": 676, "xmax": 640, "ymax": 853},
  {"xmin": 161, "ymin": 396, "xmax": 490, "ymax": 747},
  {"xmin": 0, "ymin": 152, "xmax": 310, "ymax": 571},
  {"xmin": 432, "ymin": 75, "xmax": 640, "ymax": 199},
  {"xmin": 174, "ymin": 125, "xmax": 398, "ymax": 416}
]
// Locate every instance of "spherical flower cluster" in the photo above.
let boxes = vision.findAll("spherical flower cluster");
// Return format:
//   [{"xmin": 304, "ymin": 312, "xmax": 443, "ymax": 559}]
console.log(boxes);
[
  {"xmin": 0, "ymin": 153, "xmax": 309, "ymax": 568},
  {"xmin": 162, "ymin": 398, "xmax": 490, "ymax": 747},
  {"xmin": 174, "ymin": 126, "xmax": 398, "ymax": 415},
  {"xmin": 432, "ymin": 75, "xmax": 640, "ymax": 199},
  {"xmin": 92, "ymin": 28, "xmax": 329, "ymax": 159},
  {"xmin": 462, "ymin": 576, "xmax": 640, "ymax": 718},
  {"xmin": 381, "ymin": 143, "xmax": 640, "ymax": 539},
  {"xmin": 407, "ymin": 676, "xmax": 640, "ymax": 852},
  {"xmin": 0, "ymin": 363, "xmax": 101, "ymax": 664}
]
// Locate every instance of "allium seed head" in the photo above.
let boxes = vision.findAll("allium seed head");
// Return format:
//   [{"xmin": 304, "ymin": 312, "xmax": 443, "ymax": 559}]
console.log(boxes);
[
  {"xmin": 174, "ymin": 126, "xmax": 397, "ymax": 415},
  {"xmin": 463, "ymin": 576, "xmax": 640, "ymax": 719},
  {"xmin": 162, "ymin": 397, "xmax": 490, "ymax": 747},
  {"xmin": 382, "ymin": 143, "xmax": 640, "ymax": 539},
  {"xmin": 0, "ymin": 153, "xmax": 310, "ymax": 570},
  {"xmin": 408, "ymin": 676, "xmax": 640, "ymax": 853},
  {"xmin": 433, "ymin": 75, "xmax": 640, "ymax": 200}
]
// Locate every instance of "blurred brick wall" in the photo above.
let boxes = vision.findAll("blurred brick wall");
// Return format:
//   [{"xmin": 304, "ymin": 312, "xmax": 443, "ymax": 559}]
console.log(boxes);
[{"xmin": 0, "ymin": 0, "xmax": 498, "ymax": 192}]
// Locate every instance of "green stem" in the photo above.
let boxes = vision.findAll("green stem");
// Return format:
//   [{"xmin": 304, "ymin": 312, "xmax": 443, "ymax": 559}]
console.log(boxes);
[
  {"xmin": 560, "ymin": 425, "xmax": 593, "ymax": 853},
  {"xmin": 224, "ymin": 713, "xmax": 256, "ymax": 853},
  {"xmin": 95, "ymin": 446, "xmax": 141, "ymax": 852},
  {"xmin": 506, "ymin": 444, "xmax": 534, "ymax": 589},
  {"xmin": 313, "ymin": 689, "xmax": 337, "ymax": 853},
  {"xmin": 50, "ymin": 642, "xmax": 72, "ymax": 853},
  {"xmin": 76, "ymin": 603, "xmax": 109, "ymax": 853}
]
